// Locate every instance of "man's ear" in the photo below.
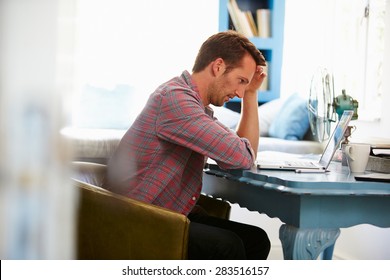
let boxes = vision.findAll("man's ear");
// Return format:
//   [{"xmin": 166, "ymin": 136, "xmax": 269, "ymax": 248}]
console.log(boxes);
[{"xmin": 212, "ymin": 58, "xmax": 225, "ymax": 76}]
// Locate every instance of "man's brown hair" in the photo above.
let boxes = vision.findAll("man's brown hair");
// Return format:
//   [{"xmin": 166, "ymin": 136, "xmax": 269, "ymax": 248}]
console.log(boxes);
[{"xmin": 192, "ymin": 30, "xmax": 266, "ymax": 73}]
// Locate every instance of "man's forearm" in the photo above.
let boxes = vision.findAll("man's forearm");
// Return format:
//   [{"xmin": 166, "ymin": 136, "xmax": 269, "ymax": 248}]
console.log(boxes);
[
  {"xmin": 236, "ymin": 90, "xmax": 259, "ymax": 157},
  {"xmin": 235, "ymin": 66, "xmax": 266, "ymax": 159}
]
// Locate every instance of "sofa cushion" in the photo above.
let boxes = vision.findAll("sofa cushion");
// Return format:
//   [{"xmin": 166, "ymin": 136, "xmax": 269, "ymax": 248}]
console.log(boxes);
[
  {"xmin": 268, "ymin": 93, "xmax": 310, "ymax": 140},
  {"xmin": 258, "ymin": 98, "xmax": 285, "ymax": 136},
  {"xmin": 210, "ymin": 105, "xmax": 240, "ymax": 129},
  {"xmin": 259, "ymin": 136, "xmax": 324, "ymax": 154},
  {"xmin": 61, "ymin": 127, "xmax": 126, "ymax": 163},
  {"xmin": 211, "ymin": 98, "xmax": 286, "ymax": 135}
]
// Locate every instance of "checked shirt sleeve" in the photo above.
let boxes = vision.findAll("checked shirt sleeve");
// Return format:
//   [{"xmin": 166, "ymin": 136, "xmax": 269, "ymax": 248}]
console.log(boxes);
[{"xmin": 156, "ymin": 90, "xmax": 255, "ymax": 170}]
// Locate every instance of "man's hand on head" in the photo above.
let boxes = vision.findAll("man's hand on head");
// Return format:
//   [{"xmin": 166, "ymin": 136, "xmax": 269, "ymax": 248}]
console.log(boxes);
[{"xmin": 245, "ymin": 65, "xmax": 267, "ymax": 95}]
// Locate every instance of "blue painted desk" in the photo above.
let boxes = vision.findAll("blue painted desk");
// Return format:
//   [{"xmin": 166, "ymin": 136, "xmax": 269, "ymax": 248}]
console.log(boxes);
[{"xmin": 202, "ymin": 161, "xmax": 390, "ymax": 260}]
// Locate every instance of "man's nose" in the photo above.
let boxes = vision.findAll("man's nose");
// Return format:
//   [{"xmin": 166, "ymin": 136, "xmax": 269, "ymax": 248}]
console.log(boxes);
[{"xmin": 234, "ymin": 89, "xmax": 245, "ymax": 98}]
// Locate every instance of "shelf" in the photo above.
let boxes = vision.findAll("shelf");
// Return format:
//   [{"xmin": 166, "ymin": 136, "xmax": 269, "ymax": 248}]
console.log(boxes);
[
  {"xmin": 219, "ymin": 0, "xmax": 285, "ymax": 105},
  {"xmin": 249, "ymin": 37, "xmax": 274, "ymax": 49}
]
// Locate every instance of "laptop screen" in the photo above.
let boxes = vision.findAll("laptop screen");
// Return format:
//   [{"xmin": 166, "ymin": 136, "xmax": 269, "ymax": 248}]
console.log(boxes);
[{"xmin": 319, "ymin": 110, "xmax": 354, "ymax": 167}]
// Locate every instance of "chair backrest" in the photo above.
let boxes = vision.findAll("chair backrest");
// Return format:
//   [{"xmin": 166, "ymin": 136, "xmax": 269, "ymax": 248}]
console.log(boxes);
[{"xmin": 71, "ymin": 161, "xmax": 190, "ymax": 260}]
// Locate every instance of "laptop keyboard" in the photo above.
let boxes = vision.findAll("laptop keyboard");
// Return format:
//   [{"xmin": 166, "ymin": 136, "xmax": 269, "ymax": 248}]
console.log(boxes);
[{"xmin": 286, "ymin": 161, "xmax": 316, "ymax": 168}]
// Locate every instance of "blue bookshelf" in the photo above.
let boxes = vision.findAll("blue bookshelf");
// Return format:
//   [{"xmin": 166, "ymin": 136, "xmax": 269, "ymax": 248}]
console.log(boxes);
[{"xmin": 219, "ymin": 0, "xmax": 285, "ymax": 105}]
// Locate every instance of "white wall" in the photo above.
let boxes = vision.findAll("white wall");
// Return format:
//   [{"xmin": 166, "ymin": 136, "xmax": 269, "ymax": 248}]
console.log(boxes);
[
  {"xmin": 281, "ymin": 0, "xmax": 390, "ymax": 140},
  {"xmin": 76, "ymin": 0, "xmax": 219, "ymax": 100},
  {"xmin": 353, "ymin": 0, "xmax": 390, "ymax": 140}
]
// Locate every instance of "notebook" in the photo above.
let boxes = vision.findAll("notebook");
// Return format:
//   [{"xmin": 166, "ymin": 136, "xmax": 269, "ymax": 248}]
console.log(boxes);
[
  {"xmin": 257, "ymin": 110, "xmax": 354, "ymax": 171},
  {"xmin": 354, "ymin": 172, "xmax": 390, "ymax": 183}
]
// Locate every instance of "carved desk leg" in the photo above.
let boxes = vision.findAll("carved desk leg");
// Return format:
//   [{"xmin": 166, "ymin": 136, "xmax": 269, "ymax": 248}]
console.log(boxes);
[{"xmin": 279, "ymin": 224, "xmax": 340, "ymax": 260}]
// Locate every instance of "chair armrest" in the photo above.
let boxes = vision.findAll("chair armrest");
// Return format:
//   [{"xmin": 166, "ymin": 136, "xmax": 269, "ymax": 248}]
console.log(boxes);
[
  {"xmin": 197, "ymin": 194, "xmax": 231, "ymax": 220},
  {"xmin": 74, "ymin": 179, "xmax": 190, "ymax": 259}
]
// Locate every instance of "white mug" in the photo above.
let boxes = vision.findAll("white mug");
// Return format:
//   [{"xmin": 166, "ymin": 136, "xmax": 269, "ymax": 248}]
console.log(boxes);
[{"xmin": 344, "ymin": 143, "xmax": 371, "ymax": 173}]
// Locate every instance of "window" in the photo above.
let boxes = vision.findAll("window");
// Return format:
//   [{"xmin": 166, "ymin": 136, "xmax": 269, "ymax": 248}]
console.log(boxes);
[
  {"xmin": 71, "ymin": 0, "xmax": 219, "ymax": 127},
  {"xmin": 282, "ymin": 0, "xmax": 387, "ymax": 122},
  {"xmin": 332, "ymin": 0, "xmax": 386, "ymax": 121}
]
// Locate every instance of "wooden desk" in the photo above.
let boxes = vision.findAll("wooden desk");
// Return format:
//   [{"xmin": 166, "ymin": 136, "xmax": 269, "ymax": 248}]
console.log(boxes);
[{"xmin": 202, "ymin": 161, "xmax": 390, "ymax": 260}]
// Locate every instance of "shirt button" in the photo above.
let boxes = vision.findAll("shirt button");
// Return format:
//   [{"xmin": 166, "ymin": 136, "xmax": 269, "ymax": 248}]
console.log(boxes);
[{"xmin": 192, "ymin": 196, "xmax": 196, "ymax": 201}]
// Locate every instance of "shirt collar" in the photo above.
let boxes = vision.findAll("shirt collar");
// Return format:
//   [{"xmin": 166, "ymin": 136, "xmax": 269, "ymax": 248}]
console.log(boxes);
[
  {"xmin": 204, "ymin": 106, "xmax": 214, "ymax": 118},
  {"xmin": 181, "ymin": 70, "xmax": 198, "ymax": 93},
  {"xmin": 181, "ymin": 70, "xmax": 214, "ymax": 118}
]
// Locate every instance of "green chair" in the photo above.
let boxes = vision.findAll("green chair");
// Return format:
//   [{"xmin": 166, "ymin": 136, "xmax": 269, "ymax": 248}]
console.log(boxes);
[{"xmin": 71, "ymin": 161, "xmax": 230, "ymax": 259}]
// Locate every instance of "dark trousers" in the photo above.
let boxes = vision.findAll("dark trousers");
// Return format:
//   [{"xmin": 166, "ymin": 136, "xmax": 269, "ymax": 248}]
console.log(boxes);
[{"xmin": 187, "ymin": 212, "xmax": 271, "ymax": 260}]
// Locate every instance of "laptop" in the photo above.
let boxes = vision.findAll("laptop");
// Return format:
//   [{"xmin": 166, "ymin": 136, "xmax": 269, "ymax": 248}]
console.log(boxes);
[{"xmin": 257, "ymin": 110, "xmax": 354, "ymax": 171}]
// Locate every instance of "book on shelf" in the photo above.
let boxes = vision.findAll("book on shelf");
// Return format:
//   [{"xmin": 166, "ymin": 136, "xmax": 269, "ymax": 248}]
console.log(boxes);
[
  {"xmin": 256, "ymin": 9, "xmax": 271, "ymax": 38},
  {"xmin": 227, "ymin": 0, "xmax": 255, "ymax": 37},
  {"xmin": 227, "ymin": 0, "xmax": 271, "ymax": 39},
  {"xmin": 245, "ymin": 11, "xmax": 258, "ymax": 37},
  {"xmin": 227, "ymin": 0, "xmax": 242, "ymax": 34}
]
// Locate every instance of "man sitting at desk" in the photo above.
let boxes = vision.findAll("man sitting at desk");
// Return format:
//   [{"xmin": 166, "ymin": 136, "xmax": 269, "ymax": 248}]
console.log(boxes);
[{"xmin": 106, "ymin": 30, "xmax": 270, "ymax": 259}]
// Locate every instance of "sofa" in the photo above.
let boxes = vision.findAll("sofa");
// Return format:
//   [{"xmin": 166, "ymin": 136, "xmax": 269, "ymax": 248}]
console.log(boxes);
[
  {"xmin": 62, "ymin": 88, "xmax": 324, "ymax": 164},
  {"xmin": 212, "ymin": 93, "xmax": 325, "ymax": 155}
]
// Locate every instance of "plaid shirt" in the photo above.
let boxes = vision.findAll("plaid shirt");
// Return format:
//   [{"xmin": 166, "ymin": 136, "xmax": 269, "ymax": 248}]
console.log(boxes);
[{"xmin": 106, "ymin": 71, "xmax": 255, "ymax": 215}]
